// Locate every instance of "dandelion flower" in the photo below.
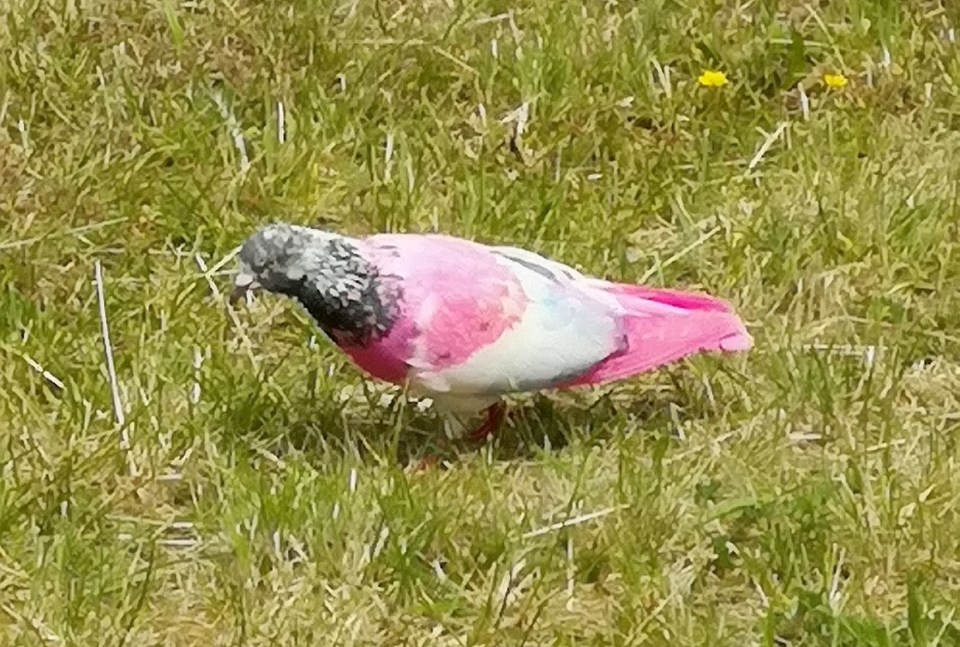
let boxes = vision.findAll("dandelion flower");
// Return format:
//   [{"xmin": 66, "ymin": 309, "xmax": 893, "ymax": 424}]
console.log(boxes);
[
  {"xmin": 823, "ymin": 73, "xmax": 848, "ymax": 89},
  {"xmin": 697, "ymin": 70, "xmax": 728, "ymax": 88}
]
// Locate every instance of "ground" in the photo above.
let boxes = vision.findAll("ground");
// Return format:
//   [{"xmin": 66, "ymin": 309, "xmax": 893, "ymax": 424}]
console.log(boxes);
[{"xmin": 2, "ymin": 0, "xmax": 960, "ymax": 645}]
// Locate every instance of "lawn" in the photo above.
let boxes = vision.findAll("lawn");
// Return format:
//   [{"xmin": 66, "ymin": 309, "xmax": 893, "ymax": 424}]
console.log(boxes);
[{"xmin": 2, "ymin": 0, "xmax": 960, "ymax": 644}]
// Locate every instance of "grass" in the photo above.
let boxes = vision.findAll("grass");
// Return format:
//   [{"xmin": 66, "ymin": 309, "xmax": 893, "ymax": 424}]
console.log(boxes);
[{"xmin": 2, "ymin": 0, "xmax": 960, "ymax": 644}]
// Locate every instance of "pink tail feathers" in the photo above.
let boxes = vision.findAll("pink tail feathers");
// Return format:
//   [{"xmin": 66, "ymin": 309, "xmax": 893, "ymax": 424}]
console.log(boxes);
[{"xmin": 569, "ymin": 283, "xmax": 753, "ymax": 387}]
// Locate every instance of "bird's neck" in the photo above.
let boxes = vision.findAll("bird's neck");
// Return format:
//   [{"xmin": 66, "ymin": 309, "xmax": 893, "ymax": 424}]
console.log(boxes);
[{"xmin": 290, "ymin": 254, "xmax": 401, "ymax": 347}]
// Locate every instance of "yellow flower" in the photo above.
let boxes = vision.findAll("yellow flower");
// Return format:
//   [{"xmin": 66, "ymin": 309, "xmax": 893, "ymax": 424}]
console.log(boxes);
[
  {"xmin": 823, "ymin": 73, "xmax": 848, "ymax": 89},
  {"xmin": 697, "ymin": 70, "xmax": 728, "ymax": 88}
]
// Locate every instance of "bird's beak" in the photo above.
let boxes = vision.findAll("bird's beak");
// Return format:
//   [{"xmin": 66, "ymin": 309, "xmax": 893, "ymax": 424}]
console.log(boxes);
[{"xmin": 229, "ymin": 271, "xmax": 261, "ymax": 305}]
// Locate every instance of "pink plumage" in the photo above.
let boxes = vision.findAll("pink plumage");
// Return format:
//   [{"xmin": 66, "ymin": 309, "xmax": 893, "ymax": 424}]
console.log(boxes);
[
  {"xmin": 564, "ymin": 283, "xmax": 752, "ymax": 387},
  {"xmin": 232, "ymin": 224, "xmax": 753, "ymax": 439}
]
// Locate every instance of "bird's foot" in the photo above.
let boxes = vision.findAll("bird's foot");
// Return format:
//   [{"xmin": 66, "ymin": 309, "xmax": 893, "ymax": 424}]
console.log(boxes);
[
  {"xmin": 403, "ymin": 431, "xmax": 457, "ymax": 472},
  {"xmin": 408, "ymin": 454, "xmax": 441, "ymax": 473},
  {"xmin": 407, "ymin": 403, "xmax": 507, "ymax": 470},
  {"xmin": 468, "ymin": 402, "xmax": 507, "ymax": 443}
]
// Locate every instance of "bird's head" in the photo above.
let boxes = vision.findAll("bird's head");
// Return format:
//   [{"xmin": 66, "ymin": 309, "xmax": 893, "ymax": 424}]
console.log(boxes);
[
  {"xmin": 230, "ymin": 223, "xmax": 333, "ymax": 303},
  {"xmin": 230, "ymin": 223, "xmax": 400, "ymax": 344}
]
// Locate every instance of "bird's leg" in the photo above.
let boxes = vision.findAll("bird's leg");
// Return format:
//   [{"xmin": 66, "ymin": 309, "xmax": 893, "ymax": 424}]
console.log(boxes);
[
  {"xmin": 468, "ymin": 401, "xmax": 507, "ymax": 442},
  {"xmin": 408, "ymin": 401, "xmax": 506, "ymax": 471}
]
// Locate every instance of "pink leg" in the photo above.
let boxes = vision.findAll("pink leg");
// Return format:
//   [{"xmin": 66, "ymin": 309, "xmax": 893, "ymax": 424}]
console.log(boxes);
[{"xmin": 468, "ymin": 402, "xmax": 507, "ymax": 442}]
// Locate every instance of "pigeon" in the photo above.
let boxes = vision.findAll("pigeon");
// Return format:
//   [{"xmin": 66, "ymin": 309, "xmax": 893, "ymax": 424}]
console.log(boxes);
[{"xmin": 231, "ymin": 223, "xmax": 753, "ymax": 439}]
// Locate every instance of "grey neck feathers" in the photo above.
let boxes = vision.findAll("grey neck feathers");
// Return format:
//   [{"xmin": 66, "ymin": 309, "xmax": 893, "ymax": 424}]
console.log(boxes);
[
  {"xmin": 240, "ymin": 225, "xmax": 401, "ymax": 345},
  {"xmin": 290, "ymin": 239, "xmax": 400, "ymax": 344}
]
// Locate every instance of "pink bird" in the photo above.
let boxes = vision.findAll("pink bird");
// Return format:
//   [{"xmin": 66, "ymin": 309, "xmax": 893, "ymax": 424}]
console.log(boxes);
[{"xmin": 231, "ymin": 224, "xmax": 752, "ymax": 439}]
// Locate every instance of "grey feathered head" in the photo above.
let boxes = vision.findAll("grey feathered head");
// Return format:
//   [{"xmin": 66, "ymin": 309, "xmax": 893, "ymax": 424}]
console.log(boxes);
[{"xmin": 231, "ymin": 223, "xmax": 401, "ymax": 344}]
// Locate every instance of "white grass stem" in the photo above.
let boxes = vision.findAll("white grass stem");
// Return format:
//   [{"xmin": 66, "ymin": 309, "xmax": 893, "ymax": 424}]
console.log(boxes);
[
  {"xmin": 828, "ymin": 545, "xmax": 846, "ymax": 613},
  {"xmin": 0, "ymin": 90, "xmax": 9, "ymax": 125},
  {"xmin": 20, "ymin": 352, "xmax": 65, "ymax": 391},
  {"xmin": 157, "ymin": 538, "xmax": 201, "ymax": 548},
  {"xmin": 212, "ymin": 89, "xmax": 250, "ymax": 173},
  {"xmin": 880, "ymin": 45, "xmax": 891, "ymax": 69},
  {"xmin": 746, "ymin": 122, "xmax": 787, "ymax": 173},
  {"xmin": 190, "ymin": 345, "xmax": 203, "ymax": 404},
  {"xmin": 94, "ymin": 261, "xmax": 128, "ymax": 438},
  {"xmin": 522, "ymin": 504, "xmax": 627, "ymax": 539},
  {"xmin": 348, "ymin": 467, "xmax": 358, "ymax": 494},
  {"xmin": 194, "ymin": 253, "xmax": 221, "ymax": 298},
  {"xmin": 16, "ymin": 118, "xmax": 28, "ymax": 152},
  {"xmin": 208, "ymin": 245, "xmax": 241, "ymax": 275},
  {"xmin": 117, "ymin": 535, "xmax": 202, "ymax": 549}
]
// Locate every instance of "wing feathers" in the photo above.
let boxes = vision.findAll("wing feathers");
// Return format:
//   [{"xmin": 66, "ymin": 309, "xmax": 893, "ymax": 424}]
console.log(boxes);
[{"xmin": 408, "ymin": 247, "xmax": 622, "ymax": 396}]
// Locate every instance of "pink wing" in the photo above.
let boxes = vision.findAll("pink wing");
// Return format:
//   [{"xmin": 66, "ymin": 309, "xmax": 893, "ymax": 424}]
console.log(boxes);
[
  {"xmin": 342, "ymin": 234, "xmax": 623, "ymax": 396},
  {"xmin": 369, "ymin": 234, "xmax": 526, "ymax": 366}
]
